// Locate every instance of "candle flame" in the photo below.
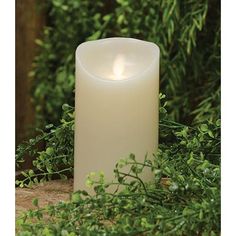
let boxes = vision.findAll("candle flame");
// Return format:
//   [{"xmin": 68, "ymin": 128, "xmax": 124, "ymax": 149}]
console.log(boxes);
[{"xmin": 113, "ymin": 54, "xmax": 125, "ymax": 80}]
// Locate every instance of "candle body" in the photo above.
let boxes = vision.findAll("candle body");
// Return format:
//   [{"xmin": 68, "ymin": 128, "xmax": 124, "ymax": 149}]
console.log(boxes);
[{"xmin": 74, "ymin": 38, "xmax": 159, "ymax": 192}]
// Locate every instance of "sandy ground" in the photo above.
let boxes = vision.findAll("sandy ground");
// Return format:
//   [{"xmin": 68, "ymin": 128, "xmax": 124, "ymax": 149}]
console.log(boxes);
[{"xmin": 16, "ymin": 179, "xmax": 73, "ymax": 218}]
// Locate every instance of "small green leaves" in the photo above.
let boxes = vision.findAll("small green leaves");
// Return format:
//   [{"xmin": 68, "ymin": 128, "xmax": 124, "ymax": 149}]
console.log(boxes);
[
  {"xmin": 35, "ymin": 39, "xmax": 43, "ymax": 46},
  {"xmin": 62, "ymin": 104, "xmax": 70, "ymax": 111},
  {"xmin": 71, "ymin": 192, "xmax": 81, "ymax": 203},
  {"xmin": 159, "ymin": 93, "xmax": 166, "ymax": 100},
  {"xmin": 16, "ymin": 0, "xmax": 220, "ymax": 234},
  {"xmin": 87, "ymin": 31, "xmax": 101, "ymax": 41},
  {"xmin": 28, "ymin": 169, "xmax": 34, "ymax": 177},
  {"xmin": 103, "ymin": 14, "xmax": 111, "ymax": 22},
  {"xmin": 32, "ymin": 198, "xmax": 39, "ymax": 207},
  {"xmin": 129, "ymin": 153, "xmax": 135, "ymax": 160},
  {"xmin": 208, "ymin": 130, "xmax": 214, "ymax": 138},
  {"xmin": 200, "ymin": 124, "xmax": 208, "ymax": 132},
  {"xmin": 183, "ymin": 207, "xmax": 195, "ymax": 216},
  {"xmin": 131, "ymin": 165, "xmax": 142, "ymax": 174},
  {"xmin": 159, "ymin": 107, "xmax": 167, "ymax": 114},
  {"xmin": 216, "ymin": 119, "xmax": 221, "ymax": 127},
  {"xmin": 200, "ymin": 123, "xmax": 215, "ymax": 138},
  {"xmin": 46, "ymin": 147, "xmax": 54, "ymax": 155},
  {"xmin": 42, "ymin": 227, "xmax": 54, "ymax": 236},
  {"xmin": 21, "ymin": 171, "xmax": 28, "ymax": 177},
  {"xmin": 117, "ymin": 159, "xmax": 127, "ymax": 168},
  {"xmin": 117, "ymin": 15, "xmax": 125, "ymax": 25},
  {"xmin": 16, "ymin": 114, "xmax": 220, "ymax": 235},
  {"xmin": 45, "ymin": 124, "xmax": 54, "ymax": 129},
  {"xmin": 169, "ymin": 182, "xmax": 179, "ymax": 191}
]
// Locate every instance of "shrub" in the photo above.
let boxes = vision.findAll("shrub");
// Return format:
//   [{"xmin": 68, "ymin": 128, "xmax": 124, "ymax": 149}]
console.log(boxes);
[
  {"xmin": 16, "ymin": 95, "xmax": 220, "ymax": 235},
  {"xmin": 16, "ymin": 96, "xmax": 220, "ymax": 235},
  {"xmin": 31, "ymin": 0, "xmax": 220, "ymax": 125},
  {"xmin": 16, "ymin": 0, "xmax": 220, "ymax": 234}
]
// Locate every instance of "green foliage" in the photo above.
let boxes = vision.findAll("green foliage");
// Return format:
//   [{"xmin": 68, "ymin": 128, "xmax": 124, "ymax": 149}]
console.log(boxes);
[
  {"xmin": 16, "ymin": 0, "xmax": 220, "ymax": 234},
  {"xmin": 16, "ymin": 95, "xmax": 220, "ymax": 235},
  {"xmin": 32, "ymin": 0, "xmax": 220, "ymax": 125},
  {"xmin": 16, "ymin": 104, "xmax": 74, "ymax": 186},
  {"xmin": 16, "ymin": 123, "xmax": 220, "ymax": 235}
]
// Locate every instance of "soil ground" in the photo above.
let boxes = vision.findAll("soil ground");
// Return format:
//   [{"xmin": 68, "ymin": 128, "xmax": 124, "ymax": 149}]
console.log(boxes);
[{"xmin": 16, "ymin": 178, "xmax": 73, "ymax": 218}]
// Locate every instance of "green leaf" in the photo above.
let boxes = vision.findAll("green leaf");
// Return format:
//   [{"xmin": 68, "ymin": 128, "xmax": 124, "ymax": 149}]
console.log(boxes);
[
  {"xmin": 32, "ymin": 198, "xmax": 38, "ymax": 207},
  {"xmin": 35, "ymin": 39, "xmax": 43, "ymax": 46},
  {"xmin": 21, "ymin": 171, "xmax": 28, "ymax": 177},
  {"xmin": 45, "ymin": 124, "xmax": 54, "ymax": 129},
  {"xmin": 28, "ymin": 169, "xmax": 34, "ymax": 177},
  {"xmin": 46, "ymin": 165, "xmax": 53, "ymax": 173},
  {"xmin": 46, "ymin": 147, "xmax": 54, "ymax": 155},
  {"xmin": 62, "ymin": 103, "xmax": 70, "ymax": 111},
  {"xmin": 71, "ymin": 192, "xmax": 81, "ymax": 203},
  {"xmin": 200, "ymin": 124, "xmax": 208, "ymax": 132},
  {"xmin": 169, "ymin": 182, "xmax": 178, "ymax": 191},
  {"xmin": 117, "ymin": 15, "xmax": 125, "ymax": 24},
  {"xmin": 87, "ymin": 31, "xmax": 101, "ymax": 41},
  {"xmin": 33, "ymin": 178, "xmax": 39, "ymax": 184},
  {"xmin": 129, "ymin": 153, "xmax": 135, "ymax": 160},
  {"xmin": 208, "ymin": 130, "xmax": 214, "ymax": 138}
]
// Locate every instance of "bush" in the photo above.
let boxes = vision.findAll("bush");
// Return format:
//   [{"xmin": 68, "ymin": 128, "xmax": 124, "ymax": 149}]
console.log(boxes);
[
  {"xmin": 16, "ymin": 0, "xmax": 220, "ymax": 235},
  {"xmin": 31, "ymin": 0, "xmax": 220, "ymax": 125},
  {"xmin": 16, "ymin": 95, "xmax": 220, "ymax": 235}
]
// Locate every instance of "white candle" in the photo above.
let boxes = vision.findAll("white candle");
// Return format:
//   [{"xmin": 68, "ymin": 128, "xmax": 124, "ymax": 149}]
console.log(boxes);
[{"xmin": 74, "ymin": 37, "xmax": 160, "ymax": 192}]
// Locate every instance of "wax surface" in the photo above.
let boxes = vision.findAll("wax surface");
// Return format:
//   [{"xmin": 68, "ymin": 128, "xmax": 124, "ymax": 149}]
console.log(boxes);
[{"xmin": 74, "ymin": 38, "xmax": 159, "ymax": 192}]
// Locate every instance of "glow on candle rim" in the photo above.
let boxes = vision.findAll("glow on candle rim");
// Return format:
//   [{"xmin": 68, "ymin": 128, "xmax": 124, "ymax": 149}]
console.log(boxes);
[
  {"xmin": 112, "ymin": 54, "xmax": 125, "ymax": 80},
  {"xmin": 76, "ymin": 37, "xmax": 160, "ymax": 83}
]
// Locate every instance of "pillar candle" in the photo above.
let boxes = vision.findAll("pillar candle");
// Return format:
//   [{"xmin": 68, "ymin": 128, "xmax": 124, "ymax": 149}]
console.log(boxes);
[{"xmin": 74, "ymin": 37, "xmax": 160, "ymax": 192}]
